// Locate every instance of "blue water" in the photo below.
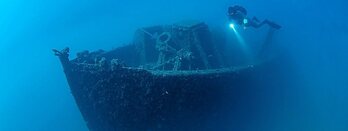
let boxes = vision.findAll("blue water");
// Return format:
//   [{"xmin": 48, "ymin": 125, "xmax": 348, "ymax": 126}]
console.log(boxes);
[{"xmin": 1, "ymin": 0, "xmax": 347, "ymax": 130}]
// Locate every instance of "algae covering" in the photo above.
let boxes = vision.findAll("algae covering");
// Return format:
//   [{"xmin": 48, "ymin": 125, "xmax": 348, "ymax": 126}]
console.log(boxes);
[{"xmin": 54, "ymin": 21, "xmax": 259, "ymax": 130}]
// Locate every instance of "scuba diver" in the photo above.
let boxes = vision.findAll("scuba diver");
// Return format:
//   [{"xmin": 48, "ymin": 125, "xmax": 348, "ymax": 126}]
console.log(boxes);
[{"xmin": 228, "ymin": 5, "xmax": 281, "ymax": 29}]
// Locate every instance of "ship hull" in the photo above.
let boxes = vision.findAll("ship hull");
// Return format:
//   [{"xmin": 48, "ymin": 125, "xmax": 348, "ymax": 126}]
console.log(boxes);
[{"xmin": 63, "ymin": 62, "xmax": 254, "ymax": 131}]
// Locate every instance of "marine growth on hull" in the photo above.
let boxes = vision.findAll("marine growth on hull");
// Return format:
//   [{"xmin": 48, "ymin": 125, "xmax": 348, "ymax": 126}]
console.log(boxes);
[{"xmin": 54, "ymin": 21, "xmax": 271, "ymax": 131}]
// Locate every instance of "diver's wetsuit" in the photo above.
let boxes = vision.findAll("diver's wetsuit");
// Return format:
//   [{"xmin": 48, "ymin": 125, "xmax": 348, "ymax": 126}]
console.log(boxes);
[
  {"xmin": 246, "ymin": 18, "xmax": 281, "ymax": 29},
  {"xmin": 228, "ymin": 5, "xmax": 281, "ymax": 29}
]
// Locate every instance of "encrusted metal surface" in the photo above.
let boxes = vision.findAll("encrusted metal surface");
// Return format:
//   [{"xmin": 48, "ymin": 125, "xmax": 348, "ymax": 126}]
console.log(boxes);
[{"xmin": 55, "ymin": 22, "xmax": 259, "ymax": 131}]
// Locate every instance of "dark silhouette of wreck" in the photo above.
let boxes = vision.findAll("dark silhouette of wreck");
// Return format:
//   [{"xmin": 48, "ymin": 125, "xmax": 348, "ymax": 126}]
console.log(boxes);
[{"xmin": 54, "ymin": 21, "xmax": 280, "ymax": 131}]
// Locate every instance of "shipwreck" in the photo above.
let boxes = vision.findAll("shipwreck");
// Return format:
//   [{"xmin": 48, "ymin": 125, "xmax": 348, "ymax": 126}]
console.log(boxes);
[{"xmin": 54, "ymin": 21, "xmax": 278, "ymax": 131}]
